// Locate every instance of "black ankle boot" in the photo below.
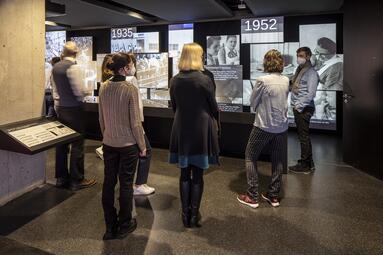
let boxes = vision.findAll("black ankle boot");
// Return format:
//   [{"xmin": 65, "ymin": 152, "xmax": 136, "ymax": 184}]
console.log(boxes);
[
  {"xmin": 190, "ymin": 182, "xmax": 204, "ymax": 228},
  {"xmin": 103, "ymin": 225, "xmax": 117, "ymax": 240},
  {"xmin": 180, "ymin": 180, "xmax": 191, "ymax": 228}
]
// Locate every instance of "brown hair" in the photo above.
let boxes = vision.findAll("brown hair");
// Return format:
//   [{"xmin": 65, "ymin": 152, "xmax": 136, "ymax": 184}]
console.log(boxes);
[
  {"xmin": 101, "ymin": 54, "xmax": 114, "ymax": 82},
  {"xmin": 296, "ymin": 47, "xmax": 312, "ymax": 57},
  {"xmin": 123, "ymin": 52, "xmax": 137, "ymax": 78},
  {"xmin": 263, "ymin": 49, "xmax": 284, "ymax": 73},
  {"xmin": 106, "ymin": 53, "xmax": 133, "ymax": 75}
]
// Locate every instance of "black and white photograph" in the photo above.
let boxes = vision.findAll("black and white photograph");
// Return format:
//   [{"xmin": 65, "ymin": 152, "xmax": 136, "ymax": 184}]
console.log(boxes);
[
  {"xmin": 135, "ymin": 32, "xmax": 160, "ymax": 53},
  {"xmin": 288, "ymin": 90, "xmax": 337, "ymax": 130},
  {"xmin": 136, "ymin": 53, "xmax": 169, "ymax": 89},
  {"xmin": 111, "ymin": 32, "xmax": 159, "ymax": 53},
  {"xmin": 206, "ymin": 35, "xmax": 240, "ymax": 66},
  {"xmin": 70, "ymin": 37, "xmax": 97, "ymax": 91},
  {"xmin": 70, "ymin": 36, "xmax": 93, "ymax": 66},
  {"xmin": 45, "ymin": 31, "xmax": 66, "ymax": 63},
  {"xmin": 243, "ymin": 80, "xmax": 254, "ymax": 106},
  {"xmin": 282, "ymin": 42, "xmax": 300, "ymax": 79},
  {"xmin": 96, "ymin": 54, "xmax": 107, "ymax": 82},
  {"xmin": 206, "ymin": 65, "xmax": 243, "ymax": 112},
  {"xmin": 250, "ymin": 43, "xmax": 284, "ymax": 79},
  {"xmin": 139, "ymin": 88, "xmax": 170, "ymax": 108},
  {"xmin": 45, "ymin": 31, "xmax": 66, "ymax": 85},
  {"xmin": 169, "ymin": 23, "xmax": 194, "ymax": 76},
  {"xmin": 299, "ymin": 23, "xmax": 342, "ymax": 91}
]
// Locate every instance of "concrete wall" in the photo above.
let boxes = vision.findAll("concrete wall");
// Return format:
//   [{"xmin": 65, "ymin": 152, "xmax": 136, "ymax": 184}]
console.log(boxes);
[{"xmin": 0, "ymin": 0, "xmax": 46, "ymax": 205}]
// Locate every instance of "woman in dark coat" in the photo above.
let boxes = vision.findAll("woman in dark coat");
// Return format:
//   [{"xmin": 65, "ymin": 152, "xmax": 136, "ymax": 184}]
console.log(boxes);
[{"xmin": 169, "ymin": 43, "xmax": 220, "ymax": 228}]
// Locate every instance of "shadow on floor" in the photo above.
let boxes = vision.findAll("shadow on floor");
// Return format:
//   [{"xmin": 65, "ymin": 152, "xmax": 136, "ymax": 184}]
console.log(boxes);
[{"xmin": 0, "ymin": 185, "xmax": 74, "ymax": 236}]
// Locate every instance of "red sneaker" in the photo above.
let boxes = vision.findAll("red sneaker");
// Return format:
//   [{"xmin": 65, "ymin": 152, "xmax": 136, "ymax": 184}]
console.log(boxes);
[
  {"xmin": 237, "ymin": 194, "xmax": 259, "ymax": 208},
  {"xmin": 261, "ymin": 193, "xmax": 280, "ymax": 207}
]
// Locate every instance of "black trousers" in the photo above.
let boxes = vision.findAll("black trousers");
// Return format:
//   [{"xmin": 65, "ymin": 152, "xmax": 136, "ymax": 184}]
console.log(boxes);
[
  {"xmin": 55, "ymin": 106, "xmax": 85, "ymax": 182},
  {"xmin": 135, "ymin": 134, "xmax": 152, "ymax": 185},
  {"xmin": 293, "ymin": 107, "xmax": 315, "ymax": 165},
  {"xmin": 102, "ymin": 144, "xmax": 138, "ymax": 227},
  {"xmin": 246, "ymin": 127, "xmax": 287, "ymax": 200}
]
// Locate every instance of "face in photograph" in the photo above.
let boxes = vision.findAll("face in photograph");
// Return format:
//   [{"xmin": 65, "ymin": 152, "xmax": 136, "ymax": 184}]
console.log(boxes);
[
  {"xmin": 206, "ymin": 36, "xmax": 221, "ymax": 65},
  {"xmin": 311, "ymin": 37, "xmax": 343, "ymax": 90},
  {"xmin": 299, "ymin": 23, "xmax": 336, "ymax": 53},
  {"xmin": 226, "ymin": 36, "xmax": 238, "ymax": 51},
  {"xmin": 217, "ymin": 35, "xmax": 240, "ymax": 65}
]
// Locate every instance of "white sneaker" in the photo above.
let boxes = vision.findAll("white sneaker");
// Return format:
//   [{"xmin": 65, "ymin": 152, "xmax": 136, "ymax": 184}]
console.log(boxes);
[
  {"xmin": 133, "ymin": 184, "xmax": 155, "ymax": 196},
  {"xmin": 95, "ymin": 146, "xmax": 104, "ymax": 160}
]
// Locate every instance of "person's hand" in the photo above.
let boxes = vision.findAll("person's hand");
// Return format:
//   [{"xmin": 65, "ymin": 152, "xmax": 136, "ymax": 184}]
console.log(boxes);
[{"xmin": 139, "ymin": 149, "xmax": 147, "ymax": 158}]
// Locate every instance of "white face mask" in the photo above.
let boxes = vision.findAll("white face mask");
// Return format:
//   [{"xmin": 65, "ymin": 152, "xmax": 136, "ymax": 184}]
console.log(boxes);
[
  {"xmin": 127, "ymin": 65, "xmax": 136, "ymax": 76},
  {"xmin": 297, "ymin": 57, "xmax": 307, "ymax": 65}
]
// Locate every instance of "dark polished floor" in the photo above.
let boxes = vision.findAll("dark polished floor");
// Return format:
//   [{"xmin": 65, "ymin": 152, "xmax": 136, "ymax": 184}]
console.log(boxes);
[{"xmin": 1, "ymin": 133, "xmax": 383, "ymax": 255}]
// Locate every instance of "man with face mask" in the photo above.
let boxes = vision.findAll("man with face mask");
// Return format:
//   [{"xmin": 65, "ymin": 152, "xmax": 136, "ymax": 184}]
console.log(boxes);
[
  {"xmin": 289, "ymin": 47, "xmax": 319, "ymax": 174},
  {"xmin": 312, "ymin": 37, "xmax": 343, "ymax": 90}
]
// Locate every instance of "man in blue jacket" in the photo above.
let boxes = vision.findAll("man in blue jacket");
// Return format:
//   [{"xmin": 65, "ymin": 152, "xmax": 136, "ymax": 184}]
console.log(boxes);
[{"xmin": 289, "ymin": 47, "xmax": 319, "ymax": 174}]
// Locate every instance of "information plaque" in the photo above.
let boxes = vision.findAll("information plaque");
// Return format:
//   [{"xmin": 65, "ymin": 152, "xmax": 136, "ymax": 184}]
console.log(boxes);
[
  {"xmin": 7, "ymin": 122, "xmax": 75, "ymax": 148},
  {"xmin": 0, "ymin": 118, "xmax": 81, "ymax": 155}
]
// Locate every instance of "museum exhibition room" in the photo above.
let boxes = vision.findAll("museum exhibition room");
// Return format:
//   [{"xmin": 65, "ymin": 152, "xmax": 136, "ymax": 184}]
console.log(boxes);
[{"xmin": 0, "ymin": 0, "xmax": 382, "ymax": 254}]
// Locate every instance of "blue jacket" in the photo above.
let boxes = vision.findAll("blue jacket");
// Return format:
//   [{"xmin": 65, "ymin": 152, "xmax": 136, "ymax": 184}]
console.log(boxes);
[{"xmin": 290, "ymin": 66, "xmax": 319, "ymax": 112}]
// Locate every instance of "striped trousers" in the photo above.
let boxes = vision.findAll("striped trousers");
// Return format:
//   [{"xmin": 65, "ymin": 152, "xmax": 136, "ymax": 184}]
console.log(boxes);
[{"xmin": 245, "ymin": 127, "xmax": 287, "ymax": 200}]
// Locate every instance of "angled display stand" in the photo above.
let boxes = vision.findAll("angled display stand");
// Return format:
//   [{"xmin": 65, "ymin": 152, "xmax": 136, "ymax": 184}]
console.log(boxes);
[{"xmin": 0, "ymin": 117, "xmax": 82, "ymax": 155}]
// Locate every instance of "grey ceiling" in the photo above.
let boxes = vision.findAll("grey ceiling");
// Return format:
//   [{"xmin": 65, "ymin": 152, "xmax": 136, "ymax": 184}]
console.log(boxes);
[
  {"xmin": 113, "ymin": 0, "xmax": 234, "ymax": 22},
  {"xmin": 243, "ymin": 0, "xmax": 343, "ymax": 16},
  {"xmin": 47, "ymin": 0, "xmax": 150, "ymax": 28},
  {"xmin": 46, "ymin": 0, "xmax": 343, "ymax": 29}
]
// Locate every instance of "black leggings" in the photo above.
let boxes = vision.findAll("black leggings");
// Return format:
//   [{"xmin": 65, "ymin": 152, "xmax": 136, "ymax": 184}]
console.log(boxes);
[{"xmin": 180, "ymin": 165, "xmax": 204, "ymax": 184}]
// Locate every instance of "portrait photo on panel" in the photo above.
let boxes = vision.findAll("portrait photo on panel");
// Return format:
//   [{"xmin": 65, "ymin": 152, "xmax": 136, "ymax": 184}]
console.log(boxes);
[
  {"xmin": 206, "ymin": 35, "xmax": 240, "ymax": 66},
  {"xmin": 299, "ymin": 24, "xmax": 343, "ymax": 91}
]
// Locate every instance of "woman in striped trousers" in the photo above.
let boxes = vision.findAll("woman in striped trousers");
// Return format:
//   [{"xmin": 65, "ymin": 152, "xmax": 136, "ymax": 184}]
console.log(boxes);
[{"xmin": 237, "ymin": 49, "xmax": 289, "ymax": 208}]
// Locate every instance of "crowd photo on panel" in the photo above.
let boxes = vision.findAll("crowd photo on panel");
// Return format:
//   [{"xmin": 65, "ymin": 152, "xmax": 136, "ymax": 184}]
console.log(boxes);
[{"xmin": 46, "ymin": 35, "xmax": 322, "ymax": 239}]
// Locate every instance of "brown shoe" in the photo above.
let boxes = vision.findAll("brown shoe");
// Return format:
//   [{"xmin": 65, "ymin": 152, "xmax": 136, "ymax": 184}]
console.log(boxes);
[
  {"xmin": 237, "ymin": 194, "xmax": 259, "ymax": 208},
  {"xmin": 70, "ymin": 178, "xmax": 97, "ymax": 191}
]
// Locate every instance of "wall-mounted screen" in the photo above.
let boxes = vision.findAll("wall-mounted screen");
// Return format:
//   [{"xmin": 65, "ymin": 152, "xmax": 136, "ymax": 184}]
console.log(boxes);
[
  {"xmin": 139, "ymin": 88, "xmax": 170, "ymax": 108},
  {"xmin": 206, "ymin": 65, "xmax": 243, "ymax": 112},
  {"xmin": 136, "ymin": 53, "xmax": 168, "ymax": 89},
  {"xmin": 70, "ymin": 36, "xmax": 96, "ymax": 91},
  {"xmin": 250, "ymin": 43, "xmax": 284, "ymax": 79},
  {"xmin": 169, "ymin": 23, "xmax": 194, "ymax": 76},
  {"xmin": 206, "ymin": 35, "xmax": 240, "ymax": 66},
  {"xmin": 299, "ymin": 23, "xmax": 342, "ymax": 91},
  {"xmin": 282, "ymin": 42, "xmax": 300, "ymax": 79},
  {"xmin": 96, "ymin": 54, "xmax": 108, "ymax": 82},
  {"xmin": 241, "ymin": 16, "xmax": 284, "ymax": 44},
  {"xmin": 111, "ymin": 30, "xmax": 159, "ymax": 53},
  {"xmin": 45, "ymin": 31, "xmax": 66, "ymax": 63},
  {"xmin": 70, "ymin": 36, "xmax": 93, "ymax": 65},
  {"xmin": 169, "ymin": 23, "xmax": 194, "ymax": 58},
  {"xmin": 45, "ymin": 31, "xmax": 66, "ymax": 86},
  {"xmin": 288, "ymin": 90, "xmax": 337, "ymax": 130},
  {"xmin": 243, "ymin": 80, "xmax": 254, "ymax": 107}
]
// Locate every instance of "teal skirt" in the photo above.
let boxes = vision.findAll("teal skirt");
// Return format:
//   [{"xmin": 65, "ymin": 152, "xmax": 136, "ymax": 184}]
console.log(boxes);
[{"xmin": 169, "ymin": 153, "xmax": 219, "ymax": 169}]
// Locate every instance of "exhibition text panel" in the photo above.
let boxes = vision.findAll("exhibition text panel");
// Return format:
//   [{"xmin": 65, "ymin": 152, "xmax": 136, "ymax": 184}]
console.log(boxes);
[{"xmin": 8, "ymin": 122, "xmax": 76, "ymax": 148}]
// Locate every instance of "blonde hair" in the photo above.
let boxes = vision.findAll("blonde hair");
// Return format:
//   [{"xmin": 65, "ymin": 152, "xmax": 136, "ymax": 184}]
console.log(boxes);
[
  {"xmin": 263, "ymin": 49, "xmax": 284, "ymax": 73},
  {"xmin": 62, "ymin": 41, "xmax": 79, "ymax": 57},
  {"xmin": 178, "ymin": 43, "xmax": 204, "ymax": 71}
]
